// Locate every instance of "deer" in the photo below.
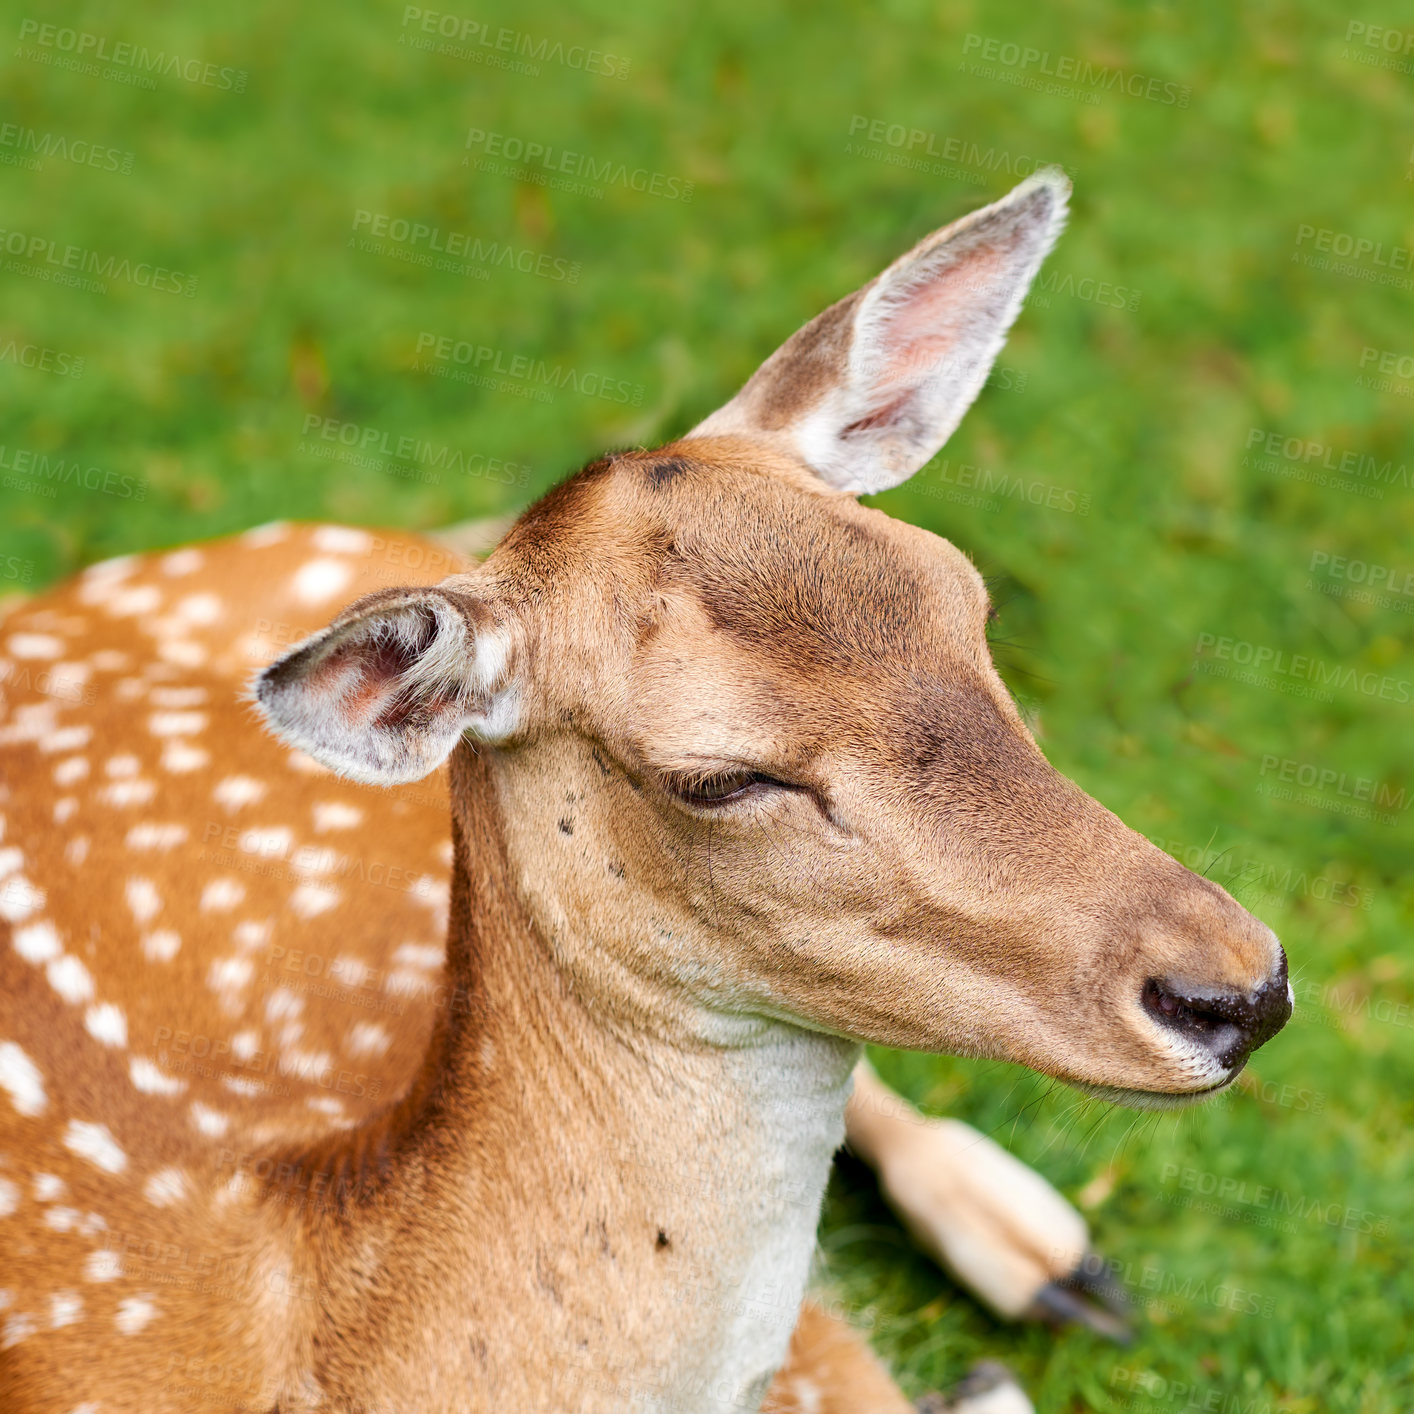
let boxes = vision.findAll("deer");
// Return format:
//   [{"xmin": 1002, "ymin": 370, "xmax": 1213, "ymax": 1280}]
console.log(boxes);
[{"xmin": 0, "ymin": 169, "xmax": 1292, "ymax": 1413}]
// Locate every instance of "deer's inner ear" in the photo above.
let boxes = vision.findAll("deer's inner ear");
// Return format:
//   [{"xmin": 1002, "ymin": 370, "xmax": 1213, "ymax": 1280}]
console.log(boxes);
[
  {"xmin": 688, "ymin": 169, "xmax": 1070, "ymax": 496},
  {"xmin": 254, "ymin": 585, "xmax": 520, "ymax": 785}
]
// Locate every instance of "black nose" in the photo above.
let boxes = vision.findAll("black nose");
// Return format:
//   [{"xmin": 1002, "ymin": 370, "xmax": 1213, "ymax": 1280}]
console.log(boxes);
[{"xmin": 1143, "ymin": 951, "xmax": 1291, "ymax": 1070}]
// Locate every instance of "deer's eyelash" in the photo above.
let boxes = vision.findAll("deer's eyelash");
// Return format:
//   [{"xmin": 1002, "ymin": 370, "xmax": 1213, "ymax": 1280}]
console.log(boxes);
[{"xmin": 661, "ymin": 768, "xmax": 795, "ymax": 809}]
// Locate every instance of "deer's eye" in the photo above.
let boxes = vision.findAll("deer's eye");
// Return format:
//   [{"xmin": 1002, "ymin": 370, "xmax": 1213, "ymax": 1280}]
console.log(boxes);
[{"xmin": 665, "ymin": 769, "xmax": 791, "ymax": 808}]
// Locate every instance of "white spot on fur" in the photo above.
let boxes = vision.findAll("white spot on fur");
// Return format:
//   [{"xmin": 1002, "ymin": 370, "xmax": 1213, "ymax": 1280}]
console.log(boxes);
[
  {"xmin": 107, "ymin": 584, "xmax": 162, "ymax": 617},
  {"xmin": 0, "ymin": 705, "xmax": 55, "ymax": 747},
  {"xmin": 313, "ymin": 525, "xmax": 373, "ymax": 554},
  {"xmin": 129, "ymin": 1056, "xmax": 186, "ymax": 1096},
  {"xmin": 142, "ymin": 929, "xmax": 181, "ymax": 962},
  {"xmin": 208, "ymin": 956, "xmax": 253, "ymax": 993},
  {"xmin": 238, "ymin": 826, "xmax": 292, "ymax": 858},
  {"xmin": 292, "ymin": 558, "xmax": 354, "ymax": 605},
  {"xmin": 221, "ymin": 1075, "xmax": 265, "ymax": 1098},
  {"xmin": 49, "ymin": 1291, "xmax": 82, "ymax": 1328},
  {"xmin": 45, "ymin": 1206, "xmax": 78, "ymax": 1231},
  {"xmin": 232, "ymin": 919, "xmax": 272, "ymax": 951},
  {"xmin": 64, "ymin": 1120, "xmax": 127, "ymax": 1174},
  {"xmin": 33, "ymin": 1173, "xmax": 66, "ymax": 1202},
  {"xmin": 38, "ymin": 725, "xmax": 91, "ymax": 754},
  {"xmin": 52, "ymin": 756, "xmax": 90, "ymax": 786},
  {"xmin": 47, "ymin": 953, "xmax": 95, "ymax": 1004},
  {"xmin": 0, "ymin": 847, "xmax": 20, "ymax": 879},
  {"xmin": 149, "ymin": 685, "xmax": 207, "ymax": 708},
  {"xmin": 0, "ymin": 875, "xmax": 44, "ymax": 923},
  {"xmin": 83, "ymin": 1250, "xmax": 122, "ymax": 1282},
  {"xmin": 0, "ymin": 1043, "xmax": 44, "ymax": 1116},
  {"xmin": 1, "ymin": 1312, "xmax": 36, "ymax": 1348},
  {"xmin": 13, "ymin": 919, "xmax": 61, "ymax": 964},
  {"xmin": 200, "ymin": 878, "xmax": 246, "ymax": 912},
  {"xmin": 161, "ymin": 547, "xmax": 205, "ymax": 576},
  {"xmin": 214, "ymin": 775, "xmax": 266, "ymax": 811},
  {"xmin": 143, "ymin": 1168, "xmax": 189, "ymax": 1207},
  {"xmin": 789, "ymin": 1379, "xmax": 822, "ymax": 1414},
  {"xmin": 126, "ymin": 822, "xmax": 188, "ymax": 851},
  {"xmin": 392, "ymin": 942, "xmax": 443, "ymax": 969},
  {"xmin": 189, "ymin": 1102, "xmax": 229, "ymax": 1137},
  {"xmin": 265, "ymin": 989, "xmax": 302, "ymax": 1023},
  {"xmin": 175, "ymin": 593, "xmax": 222, "ymax": 625},
  {"xmin": 241, "ymin": 521, "xmax": 289, "ymax": 547},
  {"xmin": 84, "ymin": 1003, "xmax": 128, "ymax": 1047},
  {"xmin": 289, "ymin": 883, "xmax": 339, "ymax": 919},
  {"xmin": 82, "ymin": 552, "xmax": 138, "ymax": 581},
  {"xmin": 65, "ymin": 836, "xmax": 90, "ymax": 867},
  {"xmin": 148, "ymin": 710, "xmax": 208, "ymax": 737},
  {"xmin": 53, "ymin": 796, "xmax": 78, "ymax": 824},
  {"xmin": 105, "ymin": 753, "xmax": 140, "ymax": 777},
  {"xmin": 90, "ymin": 648, "xmax": 130, "ymax": 671},
  {"xmin": 115, "ymin": 1294, "xmax": 157, "ymax": 1334},
  {"xmin": 161, "ymin": 741, "xmax": 209, "ymax": 773},
  {"xmin": 312, "ymin": 801, "xmax": 363, "ymax": 831},
  {"xmin": 99, "ymin": 778, "xmax": 156, "ymax": 808},
  {"xmin": 126, "ymin": 877, "xmax": 161, "ymax": 925},
  {"xmin": 231, "ymin": 1030, "xmax": 260, "ymax": 1060},
  {"xmin": 7, "ymin": 632, "xmax": 64, "ymax": 660},
  {"xmin": 345, "ymin": 1021, "xmax": 390, "ymax": 1057},
  {"xmin": 0, "ymin": 1177, "xmax": 17, "ymax": 1217}
]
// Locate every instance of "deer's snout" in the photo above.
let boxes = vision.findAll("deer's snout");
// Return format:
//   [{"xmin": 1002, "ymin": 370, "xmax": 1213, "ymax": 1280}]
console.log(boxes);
[{"xmin": 1143, "ymin": 948, "xmax": 1292, "ymax": 1074}]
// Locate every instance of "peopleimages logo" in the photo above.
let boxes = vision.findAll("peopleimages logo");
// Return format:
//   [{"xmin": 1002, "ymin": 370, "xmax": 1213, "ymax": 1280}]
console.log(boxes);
[
  {"xmin": 1160, "ymin": 1163, "xmax": 1389, "ymax": 1236},
  {"xmin": 0, "ymin": 340, "xmax": 83, "ymax": 378},
  {"xmin": 844, "ymin": 116, "xmax": 1065, "ymax": 183},
  {"xmin": 349, "ymin": 210, "xmax": 579, "ymax": 284},
  {"xmin": 1258, "ymin": 754, "xmax": 1407, "ymax": 813},
  {"xmin": 1193, "ymin": 632, "xmax": 1413, "ymax": 704},
  {"xmin": 959, "ymin": 34, "xmax": 1191, "ymax": 106},
  {"xmin": 0, "ymin": 444, "xmax": 147, "ymax": 500},
  {"xmin": 0, "ymin": 122, "xmax": 134, "ymax": 174},
  {"xmin": 399, "ymin": 8, "xmax": 630, "ymax": 79},
  {"xmin": 1243, "ymin": 427, "xmax": 1411, "ymax": 496},
  {"xmin": 0, "ymin": 226, "xmax": 197, "ymax": 297},
  {"xmin": 15, "ymin": 19, "xmax": 248, "ymax": 92},
  {"xmin": 464, "ymin": 128, "xmax": 694, "ymax": 202}
]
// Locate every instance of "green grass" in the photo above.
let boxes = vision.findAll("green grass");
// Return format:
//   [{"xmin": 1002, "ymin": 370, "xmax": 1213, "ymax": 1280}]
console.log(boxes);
[{"xmin": 3, "ymin": 1, "xmax": 1411, "ymax": 1407}]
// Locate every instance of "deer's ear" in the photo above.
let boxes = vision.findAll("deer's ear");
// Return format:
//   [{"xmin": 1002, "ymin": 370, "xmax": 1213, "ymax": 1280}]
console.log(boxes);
[
  {"xmin": 253, "ymin": 584, "xmax": 520, "ymax": 785},
  {"xmin": 690, "ymin": 168, "xmax": 1069, "ymax": 495}
]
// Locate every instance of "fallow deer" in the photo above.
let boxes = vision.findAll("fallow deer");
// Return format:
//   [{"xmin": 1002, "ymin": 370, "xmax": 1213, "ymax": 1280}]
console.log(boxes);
[{"xmin": 0, "ymin": 169, "xmax": 1291, "ymax": 1412}]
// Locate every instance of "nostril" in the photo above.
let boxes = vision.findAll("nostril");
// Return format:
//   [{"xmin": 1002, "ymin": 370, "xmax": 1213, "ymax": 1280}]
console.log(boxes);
[
  {"xmin": 1142, "ymin": 970, "xmax": 1293, "ymax": 1070},
  {"xmin": 1142, "ymin": 979, "xmax": 1240, "ymax": 1047}
]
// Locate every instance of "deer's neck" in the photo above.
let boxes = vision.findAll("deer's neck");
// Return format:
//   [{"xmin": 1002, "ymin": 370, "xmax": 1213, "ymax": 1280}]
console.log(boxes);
[{"xmin": 284, "ymin": 742, "xmax": 858, "ymax": 1413}]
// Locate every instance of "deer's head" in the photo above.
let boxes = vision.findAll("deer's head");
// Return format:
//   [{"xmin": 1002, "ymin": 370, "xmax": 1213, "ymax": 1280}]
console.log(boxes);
[{"xmin": 257, "ymin": 172, "xmax": 1290, "ymax": 1106}]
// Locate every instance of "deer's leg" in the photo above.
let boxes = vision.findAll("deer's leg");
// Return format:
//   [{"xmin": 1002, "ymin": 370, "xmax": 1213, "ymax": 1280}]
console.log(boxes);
[
  {"xmin": 762, "ymin": 1301, "xmax": 915, "ymax": 1414},
  {"xmin": 844, "ymin": 1062, "xmax": 1128, "ymax": 1339},
  {"xmin": 764, "ymin": 1303, "xmax": 1034, "ymax": 1413}
]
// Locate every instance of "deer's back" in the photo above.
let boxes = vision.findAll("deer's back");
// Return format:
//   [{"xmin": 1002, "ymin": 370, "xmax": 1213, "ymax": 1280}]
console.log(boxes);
[{"xmin": 0, "ymin": 523, "xmax": 458, "ymax": 1406}]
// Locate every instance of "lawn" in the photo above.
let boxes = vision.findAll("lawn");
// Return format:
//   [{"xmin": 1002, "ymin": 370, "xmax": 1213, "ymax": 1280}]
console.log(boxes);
[{"xmin": 2, "ymin": 1, "xmax": 1411, "ymax": 1408}]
